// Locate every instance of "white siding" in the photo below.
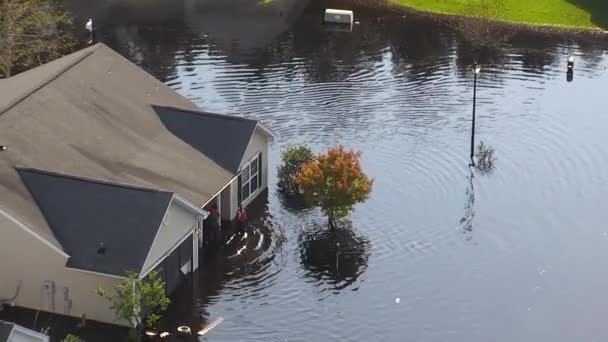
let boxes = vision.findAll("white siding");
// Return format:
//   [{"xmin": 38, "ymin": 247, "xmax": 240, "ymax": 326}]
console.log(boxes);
[
  {"xmin": 0, "ymin": 214, "xmax": 125, "ymax": 326},
  {"xmin": 141, "ymin": 200, "xmax": 199, "ymax": 275},
  {"xmin": 229, "ymin": 126, "xmax": 269, "ymax": 217}
]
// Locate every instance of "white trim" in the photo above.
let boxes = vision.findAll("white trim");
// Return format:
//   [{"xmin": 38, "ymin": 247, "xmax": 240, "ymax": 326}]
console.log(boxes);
[
  {"xmin": 241, "ymin": 181, "xmax": 265, "ymax": 207},
  {"xmin": 0, "ymin": 207, "xmax": 70, "ymax": 258},
  {"xmin": 256, "ymin": 123, "xmax": 277, "ymax": 141},
  {"xmin": 140, "ymin": 197, "xmax": 174, "ymax": 276},
  {"xmin": 239, "ymin": 153, "xmax": 261, "ymax": 204},
  {"xmin": 65, "ymin": 266, "xmax": 126, "ymax": 280},
  {"xmin": 140, "ymin": 225, "xmax": 197, "ymax": 279},
  {"xmin": 201, "ymin": 175, "xmax": 239, "ymax": 207},
  {"xmin": 192, "ymin": 228, "xmax": 199, "ymax": 271},
  {"xmin": 173, "ymin": 194, "xmax": 208, "ymax": 218},
  {"xmin": 239, "ymin": 129, "xmax": 258, "ymax": 168},
  {"xmin": 140, "ymin": 194, "xmax": 205, "ymax": 277}
]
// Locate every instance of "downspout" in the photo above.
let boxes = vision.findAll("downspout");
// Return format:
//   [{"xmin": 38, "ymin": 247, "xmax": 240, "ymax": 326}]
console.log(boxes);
[{"xmin": 0, "ymin": 280, "xmax": 21, "ymax": 303}]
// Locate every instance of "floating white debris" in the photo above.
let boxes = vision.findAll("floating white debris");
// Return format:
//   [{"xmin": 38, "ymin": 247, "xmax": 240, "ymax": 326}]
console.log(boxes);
[
  {"xmin": 236, "ymin": 245, "xmax": 247, "ymax": 256},
  {"xmin": 395, "ymin": 298, "xmax": 400, "ymax": 303},
  {"xmin": 177, "ymin": 326, "xmax": 191, "ymax": 335},
  {"xmin": 198, "ymin": 317, "xmax": 224, "ymax": 336},
  {"xmin": 324, "ymin": 9, "xmax": 353, "ymax": 26},
  {"xmin": 255, "ymin": 232, "xmax": 264, "ymax": 251}
]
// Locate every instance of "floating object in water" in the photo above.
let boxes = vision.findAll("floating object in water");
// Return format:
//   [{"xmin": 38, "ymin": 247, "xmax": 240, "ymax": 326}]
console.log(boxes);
[
  {"xmin": 566, "ymin": 56, "xmax": 574, "ymax": 82},
  {"xmin": 354, "ymin": 21, "xmax": 360, "ymax": 25},
  {"xmin": 177, "ymin": 326, "xmax": 191, "ymax": 335},
  {"xmin": 236, "ymin": 244, "xmax": 247, "ymax": 256},
  {"xmin": 198, "ymin": 317, "xmax": 225, "ymax": 336},
  {"xmin": 324, "ymin": 9, "xmax": 354, "ymax": 26},
  {"xmin": 395, "ymin": 298, "xmax": 400, "ymax": 303},
  {"xmin": 159, "ymin": 332, "xmax": 170, "ymax": 338},
  {"xmin": 144, "ymin": 330, "xmax": 157, "ymax": 336}
]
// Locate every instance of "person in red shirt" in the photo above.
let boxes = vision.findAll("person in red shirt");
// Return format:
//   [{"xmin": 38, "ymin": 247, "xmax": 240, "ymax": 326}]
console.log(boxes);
[
  {"xmin": 236, "ymin": 204, "xmax": 248, "ymax": 233},
  {"xmin": 209, "ymin": 203, "xmax": 220, "ymax": 220}
]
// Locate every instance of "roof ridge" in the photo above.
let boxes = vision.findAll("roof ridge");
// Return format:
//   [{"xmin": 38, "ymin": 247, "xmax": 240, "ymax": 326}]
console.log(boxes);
[
  {"xmin": 16, "ymin": 167, "xmax": 172, "ymax": 195},
  {"xmin": 152, "ymin": 105, "xmax": 258, "ymax": 123},
  {"xmin": 0, "ymin": 44, "xmax": 102, "ymax": 116}
]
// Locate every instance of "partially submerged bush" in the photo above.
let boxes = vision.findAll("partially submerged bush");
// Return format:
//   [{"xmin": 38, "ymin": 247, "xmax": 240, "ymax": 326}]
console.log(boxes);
[
  {"xmin": 295, "ymin": 146, "xmax": 373, "ymax": 228},
  {"xmin": 277, "ymin": 145, "xmax": 314, "ymax": 195},
  {"xmin": 62, "ymin": 335, "xmax": 84, "ymax": 342},
  {"xmin": 475, "ymin": 141, "xmax": 496, "ymax": 174}
]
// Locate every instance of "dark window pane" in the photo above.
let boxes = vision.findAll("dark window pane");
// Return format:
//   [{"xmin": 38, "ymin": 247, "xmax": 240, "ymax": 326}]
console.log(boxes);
[
  {"xmin": 251, "ymin": 175, "xmax": 259, "ymax": 193},
  {"xmin": 242, "ymin": 182, "xmax": 250, "ymax": 199},
  {"xmin": 251, "ymin": 157, "xmax": 258, "ymax": 175}
]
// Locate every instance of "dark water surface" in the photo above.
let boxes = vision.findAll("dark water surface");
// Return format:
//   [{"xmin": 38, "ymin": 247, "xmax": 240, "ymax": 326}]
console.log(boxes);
[{"xmin": 69, "ymin": 0, "xmax": 608, "ymax": 340}]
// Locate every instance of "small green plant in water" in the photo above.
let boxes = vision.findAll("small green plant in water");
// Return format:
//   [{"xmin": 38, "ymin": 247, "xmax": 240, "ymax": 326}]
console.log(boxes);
[
  {"xmin": 61, "ymin": 334, "xmax": 84, "ymax": 342},
  {"xmin": 97, "ymin": 271, "xmax": 170, "ymax": 341}
]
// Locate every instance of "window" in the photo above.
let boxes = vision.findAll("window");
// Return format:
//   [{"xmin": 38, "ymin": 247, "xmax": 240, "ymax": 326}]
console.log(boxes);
[{"xmin": 240, "ymin": 154, "xmax": 262, "ymax": 203}]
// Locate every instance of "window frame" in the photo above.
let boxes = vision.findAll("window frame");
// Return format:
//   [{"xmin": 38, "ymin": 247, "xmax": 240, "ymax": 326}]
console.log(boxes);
[{"xmin": 240, "ymin": 153, "xmax": 262, "ymax": 203}]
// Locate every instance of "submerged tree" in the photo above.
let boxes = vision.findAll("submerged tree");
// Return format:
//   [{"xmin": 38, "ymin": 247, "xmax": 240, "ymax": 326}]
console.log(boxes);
[
  {"xmin": 475, "ymin": 141, "xmax": 496, "ymax": 174},
  {"xmin": 97, "ymin": 271, "xmax": 170, "ymax": 341},
  {"xmin": 277, "ymin": 145, "xmax": 314, "ymax": 195},
  {"xmin": 295, "ymin": 146, "xmax": 373, "ymax": 228},
  {"xmin": 0, "ymin": 0, "xmax": 75, "ymax": 78}
]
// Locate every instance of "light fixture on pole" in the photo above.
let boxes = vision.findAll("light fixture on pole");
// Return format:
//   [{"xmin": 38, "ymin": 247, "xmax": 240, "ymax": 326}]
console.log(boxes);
[{"xmin": 470, "ymin": 62, "xmax": 481, "ymax": 165}]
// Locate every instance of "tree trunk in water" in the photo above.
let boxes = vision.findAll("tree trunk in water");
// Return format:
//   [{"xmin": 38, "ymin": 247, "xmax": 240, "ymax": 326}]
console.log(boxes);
[{"xmin": 328, "ymin": 214, "xmax": 336, "ymax": 230}]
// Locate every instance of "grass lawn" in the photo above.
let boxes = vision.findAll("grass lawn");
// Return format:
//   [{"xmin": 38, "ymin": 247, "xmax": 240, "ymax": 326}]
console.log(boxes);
[{"xmin": 390, "ymin": 0, "xmax": 608, "ymax": 30}]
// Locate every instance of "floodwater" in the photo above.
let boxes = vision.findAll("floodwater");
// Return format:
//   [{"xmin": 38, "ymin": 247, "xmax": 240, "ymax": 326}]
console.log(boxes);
[{"xmin": 69, "ymin": 0, "xmax": 608, "ymax": 340}]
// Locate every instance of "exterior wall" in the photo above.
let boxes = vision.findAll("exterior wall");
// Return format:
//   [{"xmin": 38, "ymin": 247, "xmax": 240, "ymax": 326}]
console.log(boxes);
[
  {"xmin": 228, "ymin": 127, "xmax": 269, "ymax": 219},
  {"xmin": 0, "ymin": 214, "xmax": 125, "ymax": 326},
  {"xmin": 141, "ymin": 200, "xmax": 200, "ymax": 276}
]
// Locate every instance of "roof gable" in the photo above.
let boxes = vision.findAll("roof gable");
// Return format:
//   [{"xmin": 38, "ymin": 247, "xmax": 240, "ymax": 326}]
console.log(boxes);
[
  {"xmin": 153, "ymin": 106, "xmax": 258, "ymax": 174},
  {"xmin": 17, "ymin": 168, "xmax": 173, "ymax": 277},
  {"xmin": 0, "ymin": 44, "xmax": 234, "ymax": 251}
]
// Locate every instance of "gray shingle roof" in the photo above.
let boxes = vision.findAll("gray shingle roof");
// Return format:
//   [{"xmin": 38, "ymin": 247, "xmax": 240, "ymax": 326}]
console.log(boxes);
[
  {"xmin": 0, "ymin": 43, "xmax": 234, "ymax": 252},
  {"xmin": 154, "ymin": 106, "xmax": 258, "ymax": 173},
  {"xmin": 17, "ymin": 168, "xmax": 173, "ymax": 277}
]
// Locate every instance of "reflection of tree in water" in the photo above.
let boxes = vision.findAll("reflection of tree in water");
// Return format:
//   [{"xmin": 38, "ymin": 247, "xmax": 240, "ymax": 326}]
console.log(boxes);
[
  {"xmin": 459, "ymin": 168, "xmax": 475, "ymax": 241},
  {"xmin": 299, "ymin": 222, "xmax": 370, "ymax": 290}
]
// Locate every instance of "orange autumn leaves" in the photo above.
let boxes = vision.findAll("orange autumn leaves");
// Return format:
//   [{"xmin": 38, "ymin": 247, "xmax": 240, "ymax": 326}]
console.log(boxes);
[{"xmin": 294, "ymin": 146, "xmax": 373, "ymax": 223}]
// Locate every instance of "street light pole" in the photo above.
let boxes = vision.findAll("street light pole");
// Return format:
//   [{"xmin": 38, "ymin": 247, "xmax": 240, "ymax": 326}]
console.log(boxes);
[{"xmin": 470, "ymin": 62, "xmax": 481, "ymax": 165}]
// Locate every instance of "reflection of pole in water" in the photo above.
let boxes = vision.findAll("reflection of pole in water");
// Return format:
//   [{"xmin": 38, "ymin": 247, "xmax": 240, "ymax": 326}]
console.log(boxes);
[
  {"xmin": 336, "ymin": 242, "xmax": 341, "ymax": 274},
  {"xmin": 459, "ymin": 168, "xmax": 475, "ymax": 239}
]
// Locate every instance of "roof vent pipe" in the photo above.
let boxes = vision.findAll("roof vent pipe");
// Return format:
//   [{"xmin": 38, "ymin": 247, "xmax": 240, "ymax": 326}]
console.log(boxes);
[{"xmin": 97, "ymin": 242, "xmax": 106, "ymax": 255}]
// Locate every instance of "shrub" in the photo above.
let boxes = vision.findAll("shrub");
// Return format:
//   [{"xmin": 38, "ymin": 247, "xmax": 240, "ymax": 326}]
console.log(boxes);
[{"xmin": 277, "ymin": 145, "xmax": 314, "ymax": 195}]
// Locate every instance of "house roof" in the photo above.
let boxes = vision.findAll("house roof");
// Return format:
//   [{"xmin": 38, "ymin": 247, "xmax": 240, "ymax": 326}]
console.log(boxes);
[
  {"xmin": 17, "ymin": 168, "xmax": 173, "ymax": 277},
  {"xmin": 0, "ymin": 321, "xmax": 13, "ymax": 342},
  {"xmin": 153, "ymin": 106, "xmax": 258, "ymax": 173},
  {"xmin": 0, "ymin": 43, "xmax": 236, "ymax": 252}
]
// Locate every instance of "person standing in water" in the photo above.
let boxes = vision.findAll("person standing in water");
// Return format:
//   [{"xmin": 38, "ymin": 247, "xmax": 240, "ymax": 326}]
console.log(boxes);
[{"xmin": 236, "ymin": 204, "xmax": 248, "ymax": 234}]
